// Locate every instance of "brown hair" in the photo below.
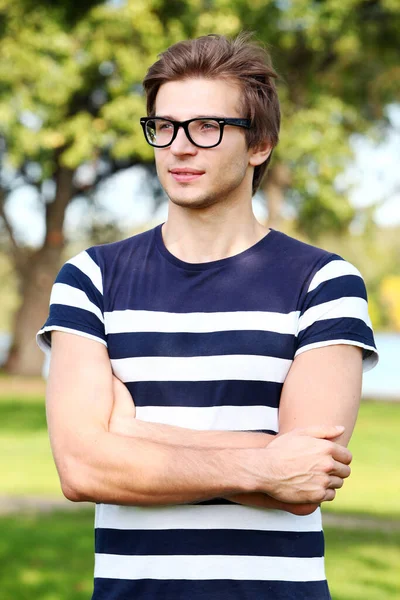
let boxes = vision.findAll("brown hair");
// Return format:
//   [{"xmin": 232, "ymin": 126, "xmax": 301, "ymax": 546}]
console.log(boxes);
[{"xmin": 142, "ymin": 32, "xmax": 280, "ymax": 195}]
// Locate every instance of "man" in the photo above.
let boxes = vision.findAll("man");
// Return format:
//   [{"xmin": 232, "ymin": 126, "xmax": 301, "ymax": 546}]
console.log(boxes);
[{"xmin": 37, "ymin": 33, "xmax": 378, "ymax": 599}]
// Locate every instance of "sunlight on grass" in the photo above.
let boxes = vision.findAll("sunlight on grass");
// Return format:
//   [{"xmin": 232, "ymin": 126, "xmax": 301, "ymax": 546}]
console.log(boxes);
[
  {"xmin": 325, "ymin": 527, "xmax": 400, "ymax": 599},
  {"xmin": 0, "ymin": 510, "xmax": 399, "ymax": 600},
  {"xmin": 323, "ymin": 401, "xmax": 400, "ymax": 518},
  {"xmin": 0, "ymin": 387, "xmax": 399, "ymax": 599},
  {"xmin": 0, "ymin": 392, "xmax": 62, "ymax": 496},
  {"xmin": 0, "ymin": 433, "xmax": 62, "ymax": 496},
  {"xmin": 0, "ymin": 510, "xmax": 94, "ymax": 600},
  {"xmin": 0, "ymin": 398, "xmax": 47, "ymax": 432}
]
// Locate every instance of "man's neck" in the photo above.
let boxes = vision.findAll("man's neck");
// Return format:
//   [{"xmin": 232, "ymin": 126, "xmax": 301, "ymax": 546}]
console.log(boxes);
[{"xmin": 161, "ymin": 201, "xmax": 269, "ymax": 264}]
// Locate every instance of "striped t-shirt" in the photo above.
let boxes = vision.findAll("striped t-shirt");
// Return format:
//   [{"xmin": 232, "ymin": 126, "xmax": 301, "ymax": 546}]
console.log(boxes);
[{"xmin": 37, "ymin": 224, "xmax": 378, "ymax": 600}]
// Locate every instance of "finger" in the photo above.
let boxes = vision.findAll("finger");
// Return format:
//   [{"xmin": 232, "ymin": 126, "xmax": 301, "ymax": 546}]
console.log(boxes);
[
  {"xmin": 331, "ymin": 443, "xmax": 352, "ymax": 465},
  {"xmin": 327, "ymin": 476, "xmax": 344, "ymax": 490},
  {"xmin": 294, "ymin": 425, "xmax": 345, "ymax": 440},
  {"xmin": 322, "ymin": 489, "xmax": 336, "ymax": 502},
  {"xmin": 330, "ymin": 460, "xmax": 351, "ymax": 479}
]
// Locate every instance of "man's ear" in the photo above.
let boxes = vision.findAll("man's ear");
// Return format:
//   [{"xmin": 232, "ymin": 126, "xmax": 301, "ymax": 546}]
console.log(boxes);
[{"xmin": 249, "ymin": 140, "xmax": 272, "ymax": 167}]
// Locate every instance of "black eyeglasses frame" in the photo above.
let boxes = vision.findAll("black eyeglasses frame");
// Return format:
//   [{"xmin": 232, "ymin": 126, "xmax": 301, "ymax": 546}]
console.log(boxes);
[{"xmin": 140, "ymin": 117, "xmax": 251, "ymax": 149}]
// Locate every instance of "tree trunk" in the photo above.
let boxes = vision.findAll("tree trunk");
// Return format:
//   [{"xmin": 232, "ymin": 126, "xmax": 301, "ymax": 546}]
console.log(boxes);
[
  {"xmin": 261, "ymin": 163, "xmax": 292, "ymax": 230},
  {"xmin": 5, "ymin": 166, "xmax": 75, "ymax": 376}
]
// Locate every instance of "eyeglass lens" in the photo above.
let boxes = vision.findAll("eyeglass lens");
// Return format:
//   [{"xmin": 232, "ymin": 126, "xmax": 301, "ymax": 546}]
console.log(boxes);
[{"xmin": 145, "ymin": 119, "xmax": 221, "ymax": 147}]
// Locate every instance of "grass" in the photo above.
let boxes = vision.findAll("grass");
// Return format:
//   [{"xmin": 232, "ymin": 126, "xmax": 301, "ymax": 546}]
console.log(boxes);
[
  {"xmin": 0, "ymin": 509, "xmax": 399, "ymax": 600},
  {"xmin": 322, "ymin": 400, "xmax": 400, "ymax": 519},
  {"xmin": 324, "ymin": 526, "xmax": 400, "ymax": 600},
  {"xmin": 0, "ymin": 387, "xmax": 399, "ymax": 599},
  {"xmin": 0, "ymin": 509, "xmax": 94, "ymax": 600},
  {"xmin": 0, "ymin": 395, "xmax": 61, "ymax": 497}
]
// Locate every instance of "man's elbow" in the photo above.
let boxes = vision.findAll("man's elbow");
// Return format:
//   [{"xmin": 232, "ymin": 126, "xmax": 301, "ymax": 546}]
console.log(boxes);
[
  {"xmin": 57, "ymin": 455, "xmax": 94, "ymax": 503},
  {"xmin": 61, "ymin": 479, "xmax": 84, "ymax": 502}
]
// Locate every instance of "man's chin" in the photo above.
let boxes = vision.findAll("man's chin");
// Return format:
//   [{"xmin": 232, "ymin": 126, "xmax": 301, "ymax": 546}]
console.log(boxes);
[{"xmin": 168, "ymin": 193, "xmax": 217, "ymax": 210}]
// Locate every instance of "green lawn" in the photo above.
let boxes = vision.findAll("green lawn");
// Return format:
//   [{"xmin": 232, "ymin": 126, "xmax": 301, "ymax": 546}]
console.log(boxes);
[
  {"xmin": 0, "ymin": 391, "xmax": 399, "ymax": 599},
  {"xmin": 0, "ymin": 510, "xmax": 94, "ymax": 600},
  {"xmin": 0, "ymin": 394, "xmax": 61, "ymax": 497},
  {"xmin": 323, "ymin": 400, "xmax": 400, "ymax": 519},
  {"xmin": 0, "ymin": 509, "xmax": 399, "ymax": 600},
  {"xmin": 324, "ymin": 526, "xmax": 400, "ymax": 600}
]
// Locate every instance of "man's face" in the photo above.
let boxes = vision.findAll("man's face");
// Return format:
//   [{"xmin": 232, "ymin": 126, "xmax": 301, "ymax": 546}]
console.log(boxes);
[{"xmin": 153, "ymin": 77, "xmax": 255, "ymax": 210}]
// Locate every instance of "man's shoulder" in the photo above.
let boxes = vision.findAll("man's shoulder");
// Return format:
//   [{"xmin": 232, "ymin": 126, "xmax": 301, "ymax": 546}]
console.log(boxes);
[
  {"xmin": 271, "ymin": 229, "xmax": 333, "ymax": 262},
  {"xmin": 269, "ymin": 229, "xmax": 338, "ymax": 279},
  {"xmin": 85, "ymin": 225, "xmax": 158, "ymax": 267}
]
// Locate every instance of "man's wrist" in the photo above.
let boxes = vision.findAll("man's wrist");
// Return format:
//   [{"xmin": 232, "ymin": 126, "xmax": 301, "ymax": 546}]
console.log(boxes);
[{"xmin": 219, "ymin": 447, "xmax": 267, "ymax": 495}]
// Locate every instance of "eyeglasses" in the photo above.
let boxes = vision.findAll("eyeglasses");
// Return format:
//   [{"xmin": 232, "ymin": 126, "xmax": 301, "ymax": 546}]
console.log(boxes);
[{"xmin": 140, "ymin": 117, "xmax": 251, "ymax": 149}]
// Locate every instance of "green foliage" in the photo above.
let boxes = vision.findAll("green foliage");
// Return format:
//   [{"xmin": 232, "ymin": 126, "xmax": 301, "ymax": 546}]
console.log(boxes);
[
  {"xmin": 1, "ymin": 0, "xmax": 399, "ymax": 239},
  {"xmin": 218, "ymin": 0, "xmax": 400, "ymax": 236},
  {"xmin": 0, "ymin": 0, "xmax": 168, "ymax": 173}
]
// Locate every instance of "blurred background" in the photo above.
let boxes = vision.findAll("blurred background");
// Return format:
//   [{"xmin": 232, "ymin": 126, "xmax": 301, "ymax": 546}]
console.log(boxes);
[{"xmin": 0, "ymin": 1, "xmax": 399, "ymax": 598}]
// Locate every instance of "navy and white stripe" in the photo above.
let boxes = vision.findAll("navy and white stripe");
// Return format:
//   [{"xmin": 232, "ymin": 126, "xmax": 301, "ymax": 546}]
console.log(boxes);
[
  {"xmin": 296, "ymin": 259, "xmax": 377, "ymax": 370},
  {"xmin": 37, "ymin": 248, "xmax": 106, "ymax": 350},
  {"xmin": 37, "ymin": 225, "xmax": 378, "ymax": 600}
]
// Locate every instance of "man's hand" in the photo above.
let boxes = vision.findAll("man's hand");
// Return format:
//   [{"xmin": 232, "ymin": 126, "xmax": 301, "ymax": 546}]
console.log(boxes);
[{"xmin": 251, "ymin": 425, "xmax": 351, "ymax": 504}]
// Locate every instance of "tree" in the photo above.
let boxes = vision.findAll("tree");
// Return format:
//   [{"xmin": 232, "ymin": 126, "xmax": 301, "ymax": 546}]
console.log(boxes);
[
  {"xmin": 0, "ymin": 0, "xmax": 399, "ymax": 374},
  {"xmin": 223, "ymin": 0, "xmax": 400, "ymax": 236},
  {"xmin": 0, "ymin": 0, "xmax": 174, "ymax": 374}
]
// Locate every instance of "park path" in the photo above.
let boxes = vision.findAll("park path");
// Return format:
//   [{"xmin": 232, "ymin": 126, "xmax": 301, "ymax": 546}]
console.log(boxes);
[
  {"xmin": 0, "ymin": 375, "xmax": 46, "ymax": 396},
  {"xmin": 1, "ymin": 495, "xmax": 399, "ymax": 532}
]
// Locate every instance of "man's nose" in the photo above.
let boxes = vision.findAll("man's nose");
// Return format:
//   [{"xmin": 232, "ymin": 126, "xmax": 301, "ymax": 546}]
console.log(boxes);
[{"xmin": 170, "ymin": 126, "xmax": 197, "ymax": 155}]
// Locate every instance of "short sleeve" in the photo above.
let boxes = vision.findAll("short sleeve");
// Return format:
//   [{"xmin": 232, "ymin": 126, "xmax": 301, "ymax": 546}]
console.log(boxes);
[
  {"xmin": 295, "ymin": 257, "xmax": 378, "ymax": 372},
  {"xmin": 36, "ymin": 247, "xmax": 106, "ymax": 358}
]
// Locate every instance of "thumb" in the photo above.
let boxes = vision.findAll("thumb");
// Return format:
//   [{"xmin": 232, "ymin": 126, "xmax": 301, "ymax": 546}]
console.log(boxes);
[{"xmin": 293, "ymin": 425, "xmax": 345, "ymax": 439}]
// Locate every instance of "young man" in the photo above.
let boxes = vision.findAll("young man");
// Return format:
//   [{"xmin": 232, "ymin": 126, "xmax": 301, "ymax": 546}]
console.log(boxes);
[{"xmin": 37, "ymin": 34, "xmax": 378, "ymax": 599}]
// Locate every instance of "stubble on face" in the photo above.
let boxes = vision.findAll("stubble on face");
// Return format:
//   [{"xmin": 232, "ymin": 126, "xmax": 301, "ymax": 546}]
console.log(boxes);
[
  {"xmin": 154, "ymin": 78, "xmax": 253, "ymax": 213},
  {"xmin": 164, "ymin": 154, "xmax": 249, "ymax": 211}
]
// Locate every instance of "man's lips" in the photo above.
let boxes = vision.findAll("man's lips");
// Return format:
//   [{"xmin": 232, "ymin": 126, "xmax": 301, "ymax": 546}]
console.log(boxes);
[{"xmin": 169, "ymin": 168, "xmax": 205, "ymax": 182}]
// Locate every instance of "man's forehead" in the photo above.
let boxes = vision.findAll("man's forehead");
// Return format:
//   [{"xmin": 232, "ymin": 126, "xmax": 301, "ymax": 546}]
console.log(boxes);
[{"xmin": 154, "ymin": 78, "xmax": 242, "ymax": 118}]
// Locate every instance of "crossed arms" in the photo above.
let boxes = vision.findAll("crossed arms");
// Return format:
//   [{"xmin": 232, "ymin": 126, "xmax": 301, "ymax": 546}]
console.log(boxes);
[{"xmin": 46, "ymin": 331, "xmax": 362, "ymax": 514}]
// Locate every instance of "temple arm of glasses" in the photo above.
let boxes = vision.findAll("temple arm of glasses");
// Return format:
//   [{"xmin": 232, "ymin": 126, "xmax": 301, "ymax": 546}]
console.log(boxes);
[{"xmin": 223, "ymin": 118, "xmax": 251, "ymax": 128}]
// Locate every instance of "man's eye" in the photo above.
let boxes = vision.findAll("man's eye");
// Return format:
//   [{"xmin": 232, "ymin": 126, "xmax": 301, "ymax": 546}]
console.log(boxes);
[
  {"xmin": 200, "ymin": 121, "xmax": 218, "ymax": 130},
  {"xmin": 158, "ymin": 122, "xmax": 173, "ymax": 130}
]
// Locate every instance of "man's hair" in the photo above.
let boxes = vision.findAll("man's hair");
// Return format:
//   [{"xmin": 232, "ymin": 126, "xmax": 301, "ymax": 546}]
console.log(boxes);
[{"xmin": 142, "ymin": 32, "xmax": 280, "ymax": 195}]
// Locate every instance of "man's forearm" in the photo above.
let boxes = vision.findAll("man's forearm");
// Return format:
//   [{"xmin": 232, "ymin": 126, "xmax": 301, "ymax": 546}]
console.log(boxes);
[
  {"xmin": 60, "ymin": 419, "xmax": 307, "ymax": 509},
  {"xmin": 59, "ymin": 419, "xmax": 349, "ymax": 509},
  {"xmin": 109, "ymin": 418, "xmax": 319, "ymax": 514},
  {"xmin": 59, "ymin": 428, "xmax": 257, "ymax": 506},
  {"xmin": 110, "ymin": 415, "xmax": 273, "ymax": 449}
]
